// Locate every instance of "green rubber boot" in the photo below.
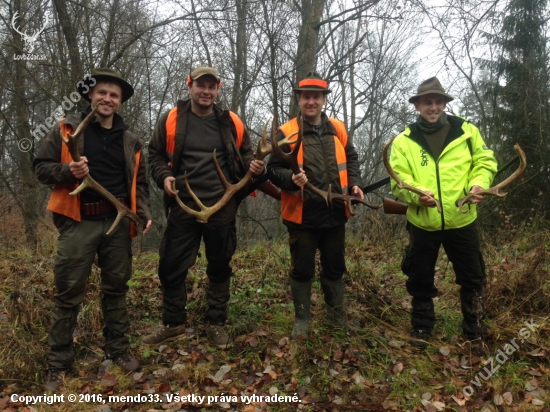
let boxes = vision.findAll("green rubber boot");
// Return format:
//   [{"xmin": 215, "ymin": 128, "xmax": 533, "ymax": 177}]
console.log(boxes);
[{"xmin": 290, "ymin": 279, "xmax": 312, "ymax": 338}]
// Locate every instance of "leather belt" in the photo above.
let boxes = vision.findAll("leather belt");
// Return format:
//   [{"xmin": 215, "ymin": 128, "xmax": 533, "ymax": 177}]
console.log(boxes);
[{"xmin": 82, "ymin": 198, "xmax": 126, "ymax": 216}]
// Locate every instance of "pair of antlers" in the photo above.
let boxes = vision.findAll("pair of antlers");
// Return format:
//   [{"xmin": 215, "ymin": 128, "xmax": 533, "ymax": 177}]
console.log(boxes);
[
  {"xmin": 62, "ymin": 106, "xmax": 145, "ymax": 256},
  {"xmin": 382, "ymin": 136, "xmax": 527, "ymax": 213},
  {"xmin": 174, "ymin": 115, "xmax": 380, "ymax": 223}
]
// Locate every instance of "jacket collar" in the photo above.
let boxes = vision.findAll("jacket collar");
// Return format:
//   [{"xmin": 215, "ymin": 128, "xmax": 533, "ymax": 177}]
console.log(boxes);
[
  {"xmin": 406, "ymin": 114, "xmax": 466, "ymax": 156},
  {"xmin": 61, "ymin": 106, "xmax": 129, "ymax": 133},
  {"xmin": 177, "ymin": 98, "xmax": 230, "ymax": 124}
]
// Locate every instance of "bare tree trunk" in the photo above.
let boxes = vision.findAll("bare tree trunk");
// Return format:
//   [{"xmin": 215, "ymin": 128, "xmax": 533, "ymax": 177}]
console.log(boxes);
[
  {"xmin": 12, "ymin": 0, "xmax": 41, "ymax": 249},
  {"xmin": 290, "ymin": 0, "xmax": 326, "ymax": 117}
]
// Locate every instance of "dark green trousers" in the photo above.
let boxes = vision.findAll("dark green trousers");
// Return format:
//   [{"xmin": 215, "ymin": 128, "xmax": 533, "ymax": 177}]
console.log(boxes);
[{"xmin": 47, "ymin": 216, "xmax": 132, "ymax": 370}]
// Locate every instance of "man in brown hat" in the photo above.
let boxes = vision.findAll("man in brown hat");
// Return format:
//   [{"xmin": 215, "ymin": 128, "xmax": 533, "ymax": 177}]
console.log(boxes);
[
  {"xmin": 146, "ymin": 67, "xmax": 268, "ymax": 348},
  {"xmin": 388, "ymin": 77, "xmax": 497, "ymax": 352},
  {"xmin": 267, "ymin": 71, "xmax": 364, "ymax": 338},
  {"xmin": 34, "ymin": 68, "xmax": 153, "ymax": 390}
]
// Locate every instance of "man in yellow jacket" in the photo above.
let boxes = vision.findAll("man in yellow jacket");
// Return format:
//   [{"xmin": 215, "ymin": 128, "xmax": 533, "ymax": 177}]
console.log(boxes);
[{"xmin": 389, "ymin": 77, "xmax": 497, "ymax": 351}]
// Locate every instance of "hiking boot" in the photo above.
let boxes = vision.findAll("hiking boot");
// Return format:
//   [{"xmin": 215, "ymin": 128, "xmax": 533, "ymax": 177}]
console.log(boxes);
[
  {"xmin": 44, "ymin": 368, "xmax": 66, "ymax": 391},
  {"xmin": 206, "ymin": 324, "xmax": 230, "ymax": 349},
  {"xmin": 142, "ymin": 324, "xmax": 186, "ymax": 345},
  {"xmin": 409, "ymin": 328, "xmax": 431, "ymax": 349},
  {"xmin": 112, "ymin": 353, "xmax": 140, "ymax": 372},
  {"xmin": 290, "ymin": 279, "xmax": 312, "ymax": 339},
  {"xmin": 320, "ymin": 277, "xmax": 346, "ymax": 329}
]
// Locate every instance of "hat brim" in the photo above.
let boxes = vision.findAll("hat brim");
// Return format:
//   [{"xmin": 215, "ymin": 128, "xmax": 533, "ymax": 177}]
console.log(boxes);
[
  {"xmin": 79, "ymin": 75, "xmax": 135, "ymax": 103},
  {"xmin": 293, "ymin": 87, "xmax": 331, "ymax": 95},
  {"xmin": 409, "ymin": 91, "xmax": 454, "ymax": 103}
]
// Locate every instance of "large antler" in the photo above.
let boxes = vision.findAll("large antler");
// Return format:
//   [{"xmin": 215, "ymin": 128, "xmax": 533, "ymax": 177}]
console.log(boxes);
[
  {"xmin": 455, "ymin": 143, "xmax": 527, "ymax": 213},
  {"xmin": 382, "ymin": 136, "xmax": 442, "ymax": 213},
  {"xmin": 271, "ymin": 115, "xmax": 381, "ymax": 214},
  {"xmin": 62, "ymin": 105, "xmax": 145, "ymax": 256},
  {"xmin": 173, "ymin": 117, "xmax": 295, "ymax": 223}
]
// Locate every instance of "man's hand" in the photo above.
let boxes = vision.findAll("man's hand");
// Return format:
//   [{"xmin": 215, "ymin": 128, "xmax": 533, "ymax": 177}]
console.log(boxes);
[
  {"xmin": 69, "ymin": 156, "xmax": 89, "ymax": 179},
  {"xmin": 249, "ymin": 159, "xmax": 265, "ymax": 177},
  {"xmin": 350, "ymin": 185, "xmax": 364, "ymax": 199},
  {"xmin": 163, "ymin": 176, "xmax": 177, "ymax": 197},
  {"xmin": 292, "ymin": 168, "xmax": 307, "ymax": 187},
  {"xmin": 419, "ymin": 190, "xmax": 437, "ymax": 207},
  {"xmin": 468, "ymin": 185, "xmax": 485, "ymax": 204},
  {"xmin": 143, "ymin": 220, "xmax": 153, "ymax": 235}
]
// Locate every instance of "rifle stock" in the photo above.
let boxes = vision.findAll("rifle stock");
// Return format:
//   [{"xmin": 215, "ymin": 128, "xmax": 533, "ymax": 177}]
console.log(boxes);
[{"xmin": 383, "ymin": 197, "xmax": 408, "ymax": 215}]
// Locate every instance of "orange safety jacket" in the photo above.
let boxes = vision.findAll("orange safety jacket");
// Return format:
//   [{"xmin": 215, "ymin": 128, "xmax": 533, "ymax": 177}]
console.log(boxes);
[
  {"xmin": 165, "ymin": 108, "xmax": 244, "ymax": 167},
  {"xmin": 46, "ymin": 122, "xmax": 141, "ymax": 238},
  {"xmin": 278, "ymin": 117, "xmax": 350, "ymax": 224}
]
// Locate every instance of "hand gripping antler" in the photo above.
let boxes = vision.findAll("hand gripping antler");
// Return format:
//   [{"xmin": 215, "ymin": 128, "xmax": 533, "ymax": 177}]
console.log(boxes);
[
  {"xmin": 173, "ymin": 117, "xmax": 295, "ymax": 223},
  {"xmin": 455, "ymin": 143, "xmax": 527, "ymax": 213},
  {"xmin": 271, "ymin": 115, "xmax": 381, "ymax": 214},
  {"xmin": 382, "ymin": 136, "xmax": 442, "ymax": 213},
  {"xmin": 62, "ymin": 105, "xmax": 145, "ymax": 256}
]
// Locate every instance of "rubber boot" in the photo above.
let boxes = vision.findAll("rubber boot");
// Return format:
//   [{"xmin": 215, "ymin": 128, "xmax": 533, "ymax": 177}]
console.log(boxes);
[
  {"xmin": 460, "ymin": 287, "xmax": 487, "ymax": 355},
  {"xmin": 410, "ymin": 297, "xmax": 435, "ymax": 349},
  {"xmin": 290, "ymin": 279, "xmax": 312, "ymax": 338},
  {"xmin": 320, "ymin": 277, "xmax": 346, "ymax": 329}
]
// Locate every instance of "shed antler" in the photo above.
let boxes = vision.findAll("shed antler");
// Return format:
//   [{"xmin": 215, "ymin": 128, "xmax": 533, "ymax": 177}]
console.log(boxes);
[
  {"xmin": 173, "ymin": 117, "xmax": 296, "ymax": 223},
  {"xmin": 271, "ymin": 115, "xmax": 381, "ymax": 214},
  {"xmin": 382, "ymin": 136, "xmax": 442, "ymax": 213},
  {"xmin": 62, "ymin": 105, "xmax": 145, "ymax": 256},
  {"xmin": 455, "ymin": 143, "xmax": 527, "ymax": 213}
]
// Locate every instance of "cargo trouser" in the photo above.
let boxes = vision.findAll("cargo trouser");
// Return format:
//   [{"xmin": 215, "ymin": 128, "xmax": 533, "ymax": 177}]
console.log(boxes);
[
  {"xmin": 157, "ymin": 203, "xmax": 237, "ymax": 327},
  {"xmin": 47, "ymin": 216, "xmax": 132, "ymax": 370}
]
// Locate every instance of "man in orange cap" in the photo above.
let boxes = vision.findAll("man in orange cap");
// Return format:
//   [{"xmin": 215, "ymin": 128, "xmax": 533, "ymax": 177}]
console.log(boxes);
[{"xmin": 268, "ymin": 71, "xmax": 364, "ymax": 338}]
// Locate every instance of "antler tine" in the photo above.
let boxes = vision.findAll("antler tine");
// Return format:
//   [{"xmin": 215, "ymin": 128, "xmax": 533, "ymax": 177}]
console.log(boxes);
[
  {"xmin": 330, "ymin": 192, "xmax": 382, "ymax": 213},
  {"xmin": 383, "ymin": 136, "xmax": 442, "ymax": 213},
  {"xmin": 61, "ymin": 104, "xmax": 145, "ymax": 257},
  {"xmin": 456, "ymin": 143, "xmax": 527, "ymax": 213}
]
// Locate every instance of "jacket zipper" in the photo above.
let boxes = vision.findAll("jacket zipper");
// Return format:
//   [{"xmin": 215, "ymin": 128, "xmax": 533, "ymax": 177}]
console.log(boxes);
[{"xmin": 436, "ymin": 159, "xmax": 445, "ymax": 230}]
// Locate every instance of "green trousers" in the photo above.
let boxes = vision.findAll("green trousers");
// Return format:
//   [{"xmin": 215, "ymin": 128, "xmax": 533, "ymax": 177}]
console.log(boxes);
[{"xmin": 47, "ymin": 216, "xmax": 132, "ymax": 370}]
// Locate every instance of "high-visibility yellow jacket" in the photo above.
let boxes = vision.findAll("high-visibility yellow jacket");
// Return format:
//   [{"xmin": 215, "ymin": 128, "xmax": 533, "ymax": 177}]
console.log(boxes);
[{"xmin": 390, "ymin": 115, "xmax": 497, "ymax": 231}]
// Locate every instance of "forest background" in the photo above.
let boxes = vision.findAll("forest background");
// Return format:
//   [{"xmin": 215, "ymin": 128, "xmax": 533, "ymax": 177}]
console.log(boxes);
[{"xmin": 0, "ymin": 0, "xmax": 549, "ymax": 411}]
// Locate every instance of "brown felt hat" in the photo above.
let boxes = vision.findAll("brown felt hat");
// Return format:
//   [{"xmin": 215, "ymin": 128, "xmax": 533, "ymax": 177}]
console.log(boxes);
[
  {"xmin": 77, "ymin": 68, "xmax": 134, "ymax": 103},
  {"xmin": 293, "ymin": 71, "xmax": 331, "ymax": 94},
  {"xmin": 408, "ymin": 77, "xmax": 454, "ymax": 103}
]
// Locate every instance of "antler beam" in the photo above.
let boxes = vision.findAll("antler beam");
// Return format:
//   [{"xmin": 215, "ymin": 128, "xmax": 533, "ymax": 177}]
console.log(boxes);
[
  {"xmin": 382, "ymin": 136, "xmax": 442, "ymax": 213},
  {"xmin": 173, "ymin": 117, "xmax": 295, "ymax": 223},
  {"xmin": 62, "ymin": 105, "xmax": 145, "ymax": 256},
  {"xmin": 455, "ymin": 143, "xmax": 527, "ymax": 213}
]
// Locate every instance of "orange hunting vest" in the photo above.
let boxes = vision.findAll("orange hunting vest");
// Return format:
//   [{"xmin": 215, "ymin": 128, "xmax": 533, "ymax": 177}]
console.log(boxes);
[
  {"xmin": 278, "ymin": 117, "xmax": 350, "ymax": 224},
  {"xmin": 46, "ymin": 122, "xmax": 141, "ymax": 238},
  {"xmin": 165, "ymin": 108, "xmax": 245, "ymax": 167}
]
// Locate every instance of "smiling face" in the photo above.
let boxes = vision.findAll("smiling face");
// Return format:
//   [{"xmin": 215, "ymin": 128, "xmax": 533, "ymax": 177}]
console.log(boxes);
[
  {"xmin": 88, "ymin": 82, "xmax": 123, "ymax": 120},
  {"xmin": 188, "ymin": 76, "xmax": 219, "ymax": 115},
  {"xmin": 414, "ymin": 94, "xmax": 447, "ymax": 124},
  {"xmin": 298, "ymin": 90, "xmax": 326, "ymax": 125}
]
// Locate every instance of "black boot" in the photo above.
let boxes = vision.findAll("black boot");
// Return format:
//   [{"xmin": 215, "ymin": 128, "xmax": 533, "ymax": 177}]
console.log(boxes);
[
  {"xmin": 290, "ymin": 279, "xmax": 312, "ymax": 338},
  {"xmin": 320, "ymin": 277, "xmax": 346, "ymax": 329},
  {"xmin": 460, "ymin": 287, "xmax": 487, "ymax": 355},
  {"xmin": 410, "ymin": 297, "xmax": 435, "ymax": 349}
]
